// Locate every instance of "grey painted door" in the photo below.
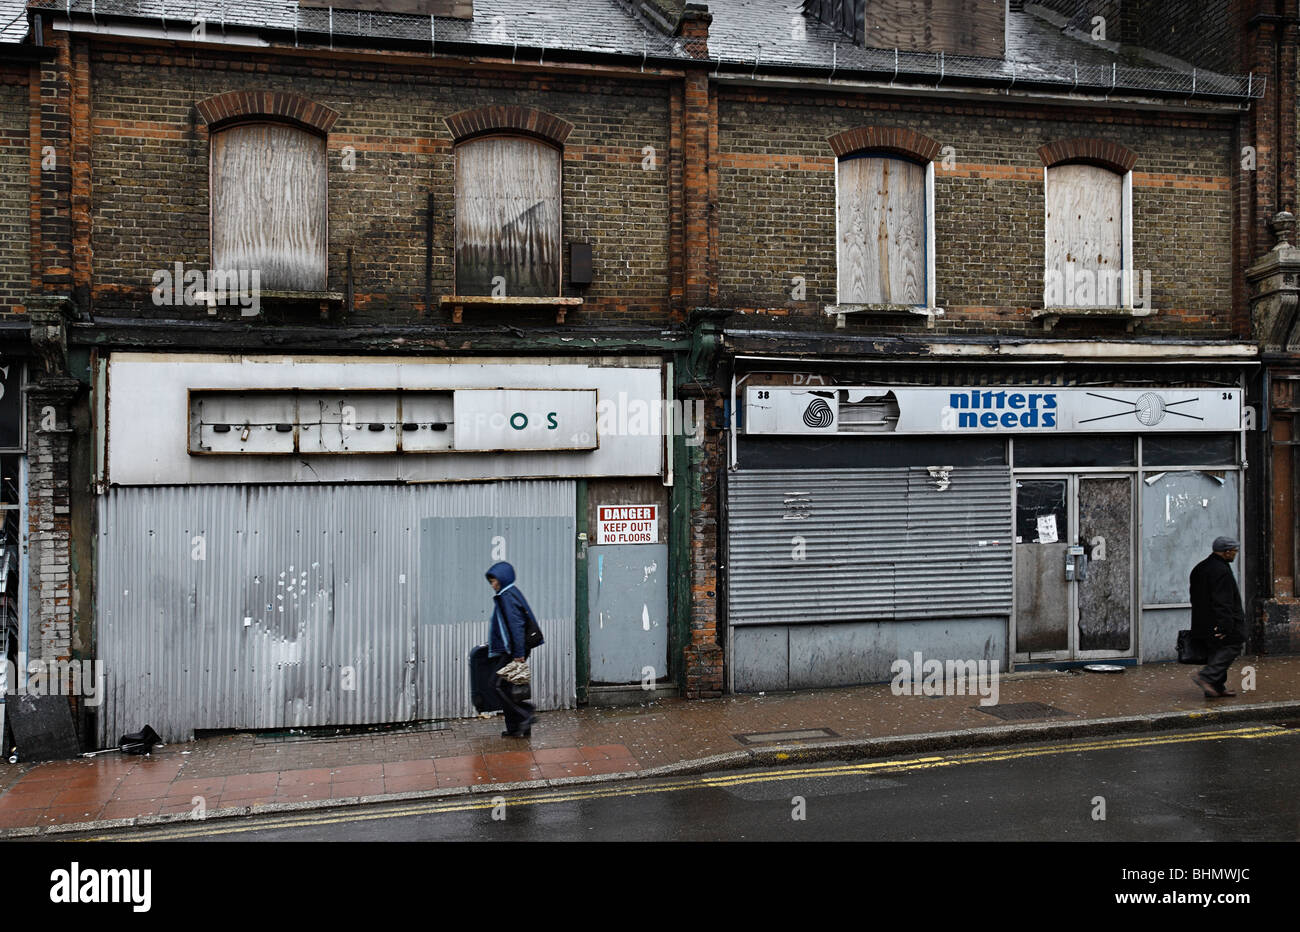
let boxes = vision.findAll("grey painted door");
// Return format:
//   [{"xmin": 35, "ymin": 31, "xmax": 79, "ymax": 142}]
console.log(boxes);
[{"xmin": 588, "ymin": 544, "xmax": 668, "ymax": 684}]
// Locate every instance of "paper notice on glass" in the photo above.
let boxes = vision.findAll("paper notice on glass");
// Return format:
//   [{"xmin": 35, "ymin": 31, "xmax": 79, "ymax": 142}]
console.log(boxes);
[{"xmin": 1036, "ymin": 514, "xmax": 1059, "ymax": 544}]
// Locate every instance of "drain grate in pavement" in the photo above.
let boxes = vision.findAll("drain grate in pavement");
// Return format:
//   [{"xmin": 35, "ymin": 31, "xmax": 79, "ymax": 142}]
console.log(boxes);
[
  {"xmin": 975, "ymin": 701, "xmax": 1069, "ymax": 721},
  {"xmin": 733, "ymin": 728, "xmax": 839, "ymax": 746}
]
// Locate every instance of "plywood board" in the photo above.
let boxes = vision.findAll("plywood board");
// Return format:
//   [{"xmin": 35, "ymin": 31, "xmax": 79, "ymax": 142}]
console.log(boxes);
[
  {"xmin": 1045, "ymin": 163, "xmax": 1123, "ymax": 306},
  {"xmin": 838, "ymin": 155, "xmax": 925, "ymax": 305},
  {"xmin": 211, "ymin": 123, "xmax": 328, "ymax": 292},
  {"xmin": 455, "ymin": 136, "xmax": 561, "ymax": 297},
  {"xmin": 1077, "ymin": 476, "xmax": 1132, "ymax": 652}
]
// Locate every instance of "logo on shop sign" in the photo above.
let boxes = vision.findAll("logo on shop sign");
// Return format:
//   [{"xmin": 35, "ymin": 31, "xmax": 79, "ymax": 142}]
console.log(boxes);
[
  {"xmin": 1078, "ymin": 391, "xmax": 1203, "ymax": 428},
  {"xmin": 802, "ymin": 397, "xmax": 834, "ymax": 429}
]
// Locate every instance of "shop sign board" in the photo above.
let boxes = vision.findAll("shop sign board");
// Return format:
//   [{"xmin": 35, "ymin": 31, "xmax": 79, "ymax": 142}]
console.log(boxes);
[
  {"xmin": 453, "ymin": 389, "xmax": 598, "ymax": 451},
  {"xmin": 745, "ymin": 386, "xmax": 1242, "ymax": 435}
]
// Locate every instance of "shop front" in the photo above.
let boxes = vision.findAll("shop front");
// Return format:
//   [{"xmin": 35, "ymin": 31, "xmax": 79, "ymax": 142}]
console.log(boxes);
[
  {"xmin": 93, "ymin": 353, "xmax": 671, "ymax": 743},
  {"xmin": 726, "ymin": 360, "xmax": 1253, "ymax": 692}
]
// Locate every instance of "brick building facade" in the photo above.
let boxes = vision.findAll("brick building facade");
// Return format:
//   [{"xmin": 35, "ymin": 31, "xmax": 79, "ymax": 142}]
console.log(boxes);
[{"xmin": 0, "ymin": 0, "xmax": 1296, "ymax": 750}]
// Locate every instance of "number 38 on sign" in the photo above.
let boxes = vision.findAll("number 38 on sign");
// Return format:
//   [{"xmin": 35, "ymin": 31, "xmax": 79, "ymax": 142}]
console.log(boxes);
[{"xmin": 597, "ymin": 505, "xmax": 659, "ymax": 544}]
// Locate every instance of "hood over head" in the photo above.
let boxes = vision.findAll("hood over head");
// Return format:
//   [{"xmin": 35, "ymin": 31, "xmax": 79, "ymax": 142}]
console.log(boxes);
[{"xmin": 486, "ymin": 561, "xmax": 516, "ymax": 588}]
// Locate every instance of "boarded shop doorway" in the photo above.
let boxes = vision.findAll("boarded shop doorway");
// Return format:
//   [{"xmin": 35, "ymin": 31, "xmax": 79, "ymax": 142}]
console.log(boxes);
[
  {"xmin": 1014, "ymin": 474, "xmax": 1134, "ymax": 661},
  {"xmin": 585, "ymin": 491, "xmax": 670, "ymax": 688}
]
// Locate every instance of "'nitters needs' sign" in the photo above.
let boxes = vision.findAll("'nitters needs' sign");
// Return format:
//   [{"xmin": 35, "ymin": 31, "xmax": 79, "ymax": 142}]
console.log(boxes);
[{"xmin": 745, "ymin": 387, "xmax": 1242, "ymax": 435}]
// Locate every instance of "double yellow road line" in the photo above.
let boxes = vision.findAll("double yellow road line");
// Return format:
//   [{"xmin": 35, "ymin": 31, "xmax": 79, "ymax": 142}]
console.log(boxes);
[{"xmin": 66, "ymin": 723, "xmax": 1295, "ymax": 841}]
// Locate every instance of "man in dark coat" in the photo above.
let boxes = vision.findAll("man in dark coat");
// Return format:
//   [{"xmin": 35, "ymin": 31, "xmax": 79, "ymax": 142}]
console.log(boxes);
[
  {"xmin": 485, "ymin": 561, "xmax": 537, "ymax": 737},
  {"xmin": 1189, "ymin": 535, "xmax": 1246, "ymax": 698}
]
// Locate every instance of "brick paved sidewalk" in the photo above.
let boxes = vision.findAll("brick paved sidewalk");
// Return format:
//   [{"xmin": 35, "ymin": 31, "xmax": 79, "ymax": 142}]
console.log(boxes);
[{"xmin": 1, "ymin": 654, "xmax": 1297, "ymax": 834}]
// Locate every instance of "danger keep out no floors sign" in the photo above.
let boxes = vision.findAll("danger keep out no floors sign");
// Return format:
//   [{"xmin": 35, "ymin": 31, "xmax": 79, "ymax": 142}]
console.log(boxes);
[{"xmin": 597, "ymin": 505, "xmax": 659, "ymax": 545}]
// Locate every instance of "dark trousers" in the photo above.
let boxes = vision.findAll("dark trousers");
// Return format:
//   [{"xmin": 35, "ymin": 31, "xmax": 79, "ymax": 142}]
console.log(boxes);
[
  {"xmin": 1199, "ymin": 642, "xmax": 1241, "ymax": 691},
  {"xmin": 488, "ymin": 657, "xmax": 535, "ymax": 733}
]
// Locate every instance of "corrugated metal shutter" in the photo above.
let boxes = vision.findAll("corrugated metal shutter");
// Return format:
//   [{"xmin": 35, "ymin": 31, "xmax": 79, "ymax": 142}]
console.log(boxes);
[
  {"xmin": 727, "ymin": 466, "xmax": 1012, "ymax": 625},
  {"xmin": 96, "ymin": 481, "xmax": 575, "ymax": 744}
]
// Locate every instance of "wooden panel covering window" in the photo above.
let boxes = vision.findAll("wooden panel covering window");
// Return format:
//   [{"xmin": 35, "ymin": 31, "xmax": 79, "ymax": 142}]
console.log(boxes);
[
  {"xmin": 455, "ymin": 136, "xmax": 562, "ymax": 297},
  {"xmin": 211, "ymin": 123, "xmax": 328, "ymax": 292},
  {"xmin": 1045, "ymin": 163, "xmax": 1123, "ymax": 307},
  {"xmin": 837, "ymin": 155, "xmax": 925, "ymax": 305}
]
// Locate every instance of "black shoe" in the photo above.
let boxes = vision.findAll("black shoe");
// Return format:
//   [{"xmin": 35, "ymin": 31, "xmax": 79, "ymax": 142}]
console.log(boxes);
[
  {"xmin": 501, "ymin": 729, "xmax": 526, "ymax": 738},
  {"xmin": 1191, "ymin": 673, "xmax": 1222, "ymax": 698}
]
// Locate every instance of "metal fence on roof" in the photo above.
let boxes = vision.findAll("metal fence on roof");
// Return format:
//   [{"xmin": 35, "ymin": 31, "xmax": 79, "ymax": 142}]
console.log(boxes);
[{"xmin": 15, "ymin": 0, "xmax": 1266, "ymax": 100}]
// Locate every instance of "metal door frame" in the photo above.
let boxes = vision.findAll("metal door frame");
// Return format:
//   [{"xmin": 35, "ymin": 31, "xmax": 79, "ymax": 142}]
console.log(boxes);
[{"xmin": 1012, "ymin": 471, "xmax": 1136, "ymax": 662}]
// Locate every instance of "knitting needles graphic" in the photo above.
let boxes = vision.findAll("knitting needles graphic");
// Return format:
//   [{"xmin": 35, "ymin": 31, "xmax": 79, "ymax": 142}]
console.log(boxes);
[{"xmin": 1078, "ymin": 392, "xmax": 1203, "ymax": 426}]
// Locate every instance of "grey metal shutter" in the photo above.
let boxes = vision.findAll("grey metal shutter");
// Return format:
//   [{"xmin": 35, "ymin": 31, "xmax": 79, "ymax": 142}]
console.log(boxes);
[
  {"xmin": 727, "ymin": 466, "xmax": 1012, "ymax": 625},
  {"xmin": 96, "ymin": 481, "xmax": 576, "ymax": 744}
]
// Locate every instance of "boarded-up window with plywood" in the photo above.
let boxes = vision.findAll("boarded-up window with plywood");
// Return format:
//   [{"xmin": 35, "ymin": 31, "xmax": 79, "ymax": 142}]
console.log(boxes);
[
  {"xmin": 1044, "ymin": 163, "xmax": 1123, "ymax": 307},
  {"xmin": 210, "ymin": 123, "xmax": 328, "ymax": 292},
  {"xmin": 455, "ymin": 136, "xmax": 562, "ymax": 297},
  {"xmin": 837, "ymin": 155, "xmax": 926, "ymax": 305}
]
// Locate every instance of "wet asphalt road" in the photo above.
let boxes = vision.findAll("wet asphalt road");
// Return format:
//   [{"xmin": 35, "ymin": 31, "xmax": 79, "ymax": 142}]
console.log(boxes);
[{"xmin": 63, "ymin": 723, "xmax": 1300, "ymax": 842}]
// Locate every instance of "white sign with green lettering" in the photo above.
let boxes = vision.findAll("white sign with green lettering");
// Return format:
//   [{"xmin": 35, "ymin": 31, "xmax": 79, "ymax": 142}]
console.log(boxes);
[{"xmin": 453, "ymin": 389, "xmax": 598, "ymax": 451}]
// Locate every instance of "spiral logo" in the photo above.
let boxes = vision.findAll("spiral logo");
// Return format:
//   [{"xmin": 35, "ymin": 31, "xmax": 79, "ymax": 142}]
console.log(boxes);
[{"xmin": 802, "ymin": 398, "xmax": 834, "ymax": 429}]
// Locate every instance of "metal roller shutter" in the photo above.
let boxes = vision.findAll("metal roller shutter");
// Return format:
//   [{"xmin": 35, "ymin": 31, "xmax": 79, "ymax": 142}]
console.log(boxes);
[{"xmin": 727, "ymin": 466, "xmax": 1013, "ymax": 625}]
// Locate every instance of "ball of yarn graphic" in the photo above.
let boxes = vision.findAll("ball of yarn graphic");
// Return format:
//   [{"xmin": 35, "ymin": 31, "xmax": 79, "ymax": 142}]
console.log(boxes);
[
  {"xmin": 802, "ymin": 398, "xmax": 834, "ymax": 429},
  {"xmin": 1134, "ymin": 392, "xmax": 1166, "ymax": 426}
]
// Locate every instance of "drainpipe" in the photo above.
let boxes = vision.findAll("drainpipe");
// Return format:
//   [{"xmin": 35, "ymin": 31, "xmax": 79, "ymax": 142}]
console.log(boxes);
[{"xmin": 669, "ymin": 308, "xmax": 729, "ymax": 694}]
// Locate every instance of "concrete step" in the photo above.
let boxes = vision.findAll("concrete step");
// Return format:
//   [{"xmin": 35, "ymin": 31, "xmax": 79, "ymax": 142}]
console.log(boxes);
[{"xmin": 586, "ymin": 683, "xmax": 679, "ymax": 707}]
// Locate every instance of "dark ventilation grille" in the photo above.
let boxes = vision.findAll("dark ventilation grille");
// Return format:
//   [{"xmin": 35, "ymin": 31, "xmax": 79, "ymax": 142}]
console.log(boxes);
[
  {"xmin": 802, "ymin": 0, "xmax": 866, "ymax": 46},
  {"xmin": 1009, "ymin": 0, "xmax": 1025, "ymax": 11}
]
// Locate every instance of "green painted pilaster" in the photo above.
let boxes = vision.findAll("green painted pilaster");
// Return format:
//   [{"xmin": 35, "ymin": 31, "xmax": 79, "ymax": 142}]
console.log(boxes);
[{"xmin": 575, "ymin": 478, "xmax": 590, "ymax": 703}]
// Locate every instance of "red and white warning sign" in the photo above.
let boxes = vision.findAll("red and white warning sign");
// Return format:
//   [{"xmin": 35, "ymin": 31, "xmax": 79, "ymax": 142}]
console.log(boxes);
[{"xmin": 597, "ymin": 505, "xmax": 659, "ymax": 545}]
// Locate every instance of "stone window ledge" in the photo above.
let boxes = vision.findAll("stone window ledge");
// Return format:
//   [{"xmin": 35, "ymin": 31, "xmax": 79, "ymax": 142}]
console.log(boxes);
[
  {"xmin": 440, "ymin": 295, "xmax": 583, "ymax": 324},
  {"xmin": 1033, "ymin": 305, "xmax": 1157, "ymax": 332},
  {"xmin": 824, "ymin": 303, "xmax": 945, "ymax": 330},
  {"xmin": 195, "ymin": 290, "xmax": 345, "ymax": 321}
]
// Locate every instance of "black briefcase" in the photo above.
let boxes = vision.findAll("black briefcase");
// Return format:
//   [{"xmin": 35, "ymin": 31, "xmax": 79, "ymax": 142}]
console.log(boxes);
[{"xmin": 1176, "ymin": 630, "xmax": 1208, "ymax": 665}]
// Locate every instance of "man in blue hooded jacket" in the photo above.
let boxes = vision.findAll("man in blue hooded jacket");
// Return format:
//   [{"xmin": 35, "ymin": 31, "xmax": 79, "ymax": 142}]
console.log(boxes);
[{"xmin": 485, "ymin": 561, "xmax": 537, "ymax": 737}]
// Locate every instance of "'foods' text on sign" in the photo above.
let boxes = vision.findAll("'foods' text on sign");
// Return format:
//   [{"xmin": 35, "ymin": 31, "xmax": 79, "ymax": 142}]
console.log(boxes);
[{"xmin": 597, "ymin": 505, "xmax": 659, "ymax": 544}]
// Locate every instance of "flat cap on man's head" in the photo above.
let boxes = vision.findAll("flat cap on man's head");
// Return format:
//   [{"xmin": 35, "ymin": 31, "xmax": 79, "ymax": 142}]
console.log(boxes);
[{"xmin": 1212, "ymin": 536, "xmax": 1240, "ymax": 553}]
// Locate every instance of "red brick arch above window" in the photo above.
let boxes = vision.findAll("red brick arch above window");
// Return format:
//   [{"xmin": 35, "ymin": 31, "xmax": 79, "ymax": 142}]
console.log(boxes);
[
  {"xmin": 828, "ymin": 126, "xmax": 941, "ymax": 162},
  {"xmin": 445, "ymin": 106, "xmax": 573, "ymax": 146},
  {"xmin": 196, "ymin": 90, "xmax": 340, "ymax": 134},
  {"xmin": 1038, "ymin": 138, "xmax": 1137, "ymax": 174}
]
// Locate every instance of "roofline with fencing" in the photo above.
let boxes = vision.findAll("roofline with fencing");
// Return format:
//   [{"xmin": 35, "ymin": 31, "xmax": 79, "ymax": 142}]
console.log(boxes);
[{"xmin": 20, "ymin": 4, "xmax": 1267, "ymax": 103}]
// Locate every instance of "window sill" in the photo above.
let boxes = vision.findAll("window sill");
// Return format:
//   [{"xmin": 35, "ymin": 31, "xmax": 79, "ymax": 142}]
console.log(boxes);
[
  {"xmin": 440, "ymin": 295, "xmax": 583, "ymax": 324},
  {"xmin": 1033, "ymin": 306, "xmax": 1157, "ymax": 332},
  {"xmin": 824, "ymin": 303, "xmax": 945, "ymax": 330},
  {"xmin": 194, "ymin": 290, "xmax": 344, "ymax": 321}
]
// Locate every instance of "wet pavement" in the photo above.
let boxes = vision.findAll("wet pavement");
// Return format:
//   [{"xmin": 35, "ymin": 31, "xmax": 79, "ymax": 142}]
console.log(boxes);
[
  {"xmin": 96, "ymin": 724, "xmax": 1300, "ymax": 842},
  {"xmin": 1, "ymin": 653, "xmax": 1298, "ymax": 836}
]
